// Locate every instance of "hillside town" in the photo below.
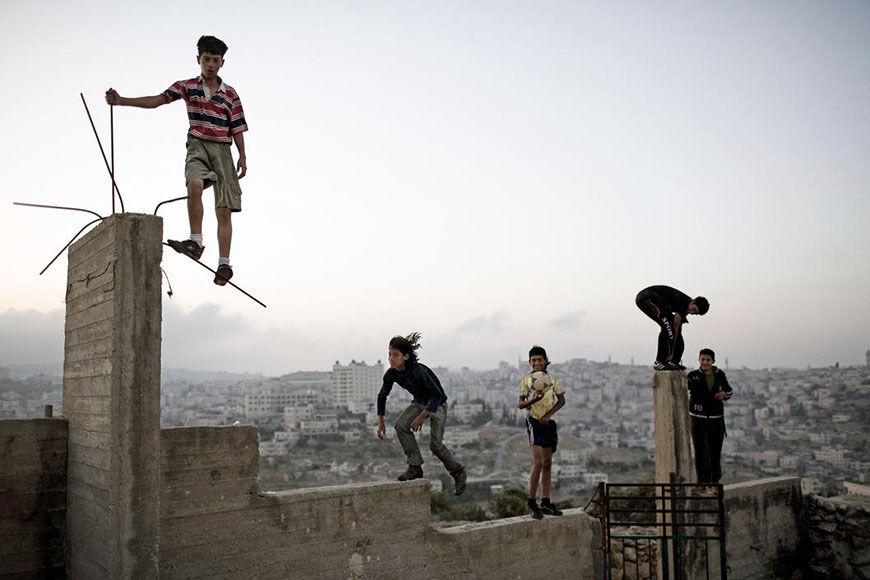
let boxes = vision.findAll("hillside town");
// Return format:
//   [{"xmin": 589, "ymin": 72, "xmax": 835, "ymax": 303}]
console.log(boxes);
[{"xmin": 2, "ymin": 355, "xmax": 868, "ymax": 507}]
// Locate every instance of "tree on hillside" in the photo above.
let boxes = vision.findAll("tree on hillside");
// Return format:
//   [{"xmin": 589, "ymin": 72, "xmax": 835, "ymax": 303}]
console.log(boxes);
[{"xmin": 490, "ymin": 487, "xmax": 529, "ymax": 519}]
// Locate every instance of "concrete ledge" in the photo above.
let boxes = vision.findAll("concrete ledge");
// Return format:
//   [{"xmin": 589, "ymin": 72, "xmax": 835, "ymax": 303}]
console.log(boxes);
[
  {"xmin": 724, "ymin": 475, "xmax": 801, "ymax": 493},
  {"xmin": 262, "ymin": 479, "xmax": 430, "ymax": 503},
  {"xmin": 426, "ymin": 508, "xmax": 603, "ymax": 580}
]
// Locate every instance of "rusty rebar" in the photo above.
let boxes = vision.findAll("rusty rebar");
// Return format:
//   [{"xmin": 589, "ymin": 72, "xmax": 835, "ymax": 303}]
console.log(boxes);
[
  {"xmin": 39, "ymin": 218, "xmax": 105, "ymax": 275},
  {"xmin": 81, "ymin": 93, "xmax": 125, "ymax": 213},
  {"xmin": 154, "ymin": 196, "xmax": 188, "ymax": 215},
  {"xmin": 162, "ymin": 243, "xmax": 267, "ymax": 308},
  {"xmin": 110, "ymin": 104, "xmax": 115, "ymax": 214},
  {"xmin": 13, "ymin": 202, "xmax": 103, "ymax": 221}
]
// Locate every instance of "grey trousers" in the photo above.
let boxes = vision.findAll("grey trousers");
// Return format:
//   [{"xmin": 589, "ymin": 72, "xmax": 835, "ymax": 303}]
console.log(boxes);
[{"xmin": 395, "ymin": 402, "xmax": 463, "ymax": 474}]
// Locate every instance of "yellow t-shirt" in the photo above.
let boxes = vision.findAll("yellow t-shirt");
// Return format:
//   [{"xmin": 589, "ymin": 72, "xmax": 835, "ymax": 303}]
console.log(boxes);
[{"xmin": 519, "ymin": 372, "xmax": 565, "ymax": 420}]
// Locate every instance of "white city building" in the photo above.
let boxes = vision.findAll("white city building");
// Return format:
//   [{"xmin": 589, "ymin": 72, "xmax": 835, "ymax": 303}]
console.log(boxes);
[
  {"xmin": 332, "ymin": 359, "xmax": 384, "ymax": 411},
  {"xmin": 245, "ymin": 390, "xmax": 330, "ymax": 419}
]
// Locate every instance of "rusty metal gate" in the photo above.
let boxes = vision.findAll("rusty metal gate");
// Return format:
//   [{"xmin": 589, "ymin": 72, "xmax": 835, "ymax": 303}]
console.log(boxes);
[{"xmin": 586, "ymin": 476, "xmax": 727, "ymax": 580}]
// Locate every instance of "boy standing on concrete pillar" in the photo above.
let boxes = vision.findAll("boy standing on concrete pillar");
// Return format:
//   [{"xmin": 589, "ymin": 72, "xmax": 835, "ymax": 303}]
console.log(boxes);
[
  {"xmin": 376, "ymin": 333, "xmax": 467, "ymax": 495},
  {"xmin": 105, "ymin": 35, "xmax": 248, "ymax": 286},
  {"xmin": 635, "ymin": 285, "xmax": 709, "ymax": 371},
  {"xmin": 518, "ymin": 345, "xmax": 566, "ymax": 519}
]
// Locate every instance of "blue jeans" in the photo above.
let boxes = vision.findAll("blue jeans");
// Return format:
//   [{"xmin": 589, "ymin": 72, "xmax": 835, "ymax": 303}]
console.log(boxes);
[{"xmin": 394, "ymin": 402, "xmax": 463, "ymax": 474}]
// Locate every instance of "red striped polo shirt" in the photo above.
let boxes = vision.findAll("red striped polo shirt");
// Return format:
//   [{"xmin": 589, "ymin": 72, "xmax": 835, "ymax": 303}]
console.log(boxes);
[{"xmin": 163, "ymin": 76, "xmax": 248, "ymax": 143}]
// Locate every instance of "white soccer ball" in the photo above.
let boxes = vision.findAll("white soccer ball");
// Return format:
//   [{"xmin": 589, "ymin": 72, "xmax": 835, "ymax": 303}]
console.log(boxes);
[{"xmin": 530, "ymin": 371, "xmax": 553, "ymax": 393}]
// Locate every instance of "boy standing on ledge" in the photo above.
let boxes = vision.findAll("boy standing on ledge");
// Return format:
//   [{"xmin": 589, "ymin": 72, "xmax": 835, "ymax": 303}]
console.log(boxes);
[
  {"xmin": 376, "ymin": 333, "xmax": 467, "ymax": 495},
  {"xmin": 105, "ymin": 35, "xmax": 248, "ymax": 286},
  {"xmin": 518, "ymin": 345, "xmax": 566, "ymax": 519},
  {"xmin": 687, "ymin": 348, "xmax": 732, "ymax": 487}
]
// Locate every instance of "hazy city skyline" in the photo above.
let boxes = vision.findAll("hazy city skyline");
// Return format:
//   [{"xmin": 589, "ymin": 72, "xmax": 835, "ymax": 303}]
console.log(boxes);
[{"xmin": 2, "ymin": 1, "xmax": 868, "ymax": 375}]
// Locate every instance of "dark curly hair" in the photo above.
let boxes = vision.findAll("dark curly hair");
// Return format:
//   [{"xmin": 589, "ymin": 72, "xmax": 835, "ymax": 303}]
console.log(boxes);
[
  {"xmin": 197, "ymin": 35, "xmax": 228, "ymax": 57},
  {"xmin": 528, "ymin": 345, "xmax": 549, "ymax": 367},
  {"xmin": 389, "ymin": 332, "xmax": 423, "ymax": 365}
]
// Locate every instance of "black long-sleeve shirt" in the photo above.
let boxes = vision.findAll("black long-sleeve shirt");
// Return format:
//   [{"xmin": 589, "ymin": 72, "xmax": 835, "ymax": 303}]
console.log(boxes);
[
  {"xmin": 376, "ymin": 363, "xmax": 447, "ymax": 416},
  {"xmin": 641, "ymin": 285, "xmax": 693, "ymax": 321}
]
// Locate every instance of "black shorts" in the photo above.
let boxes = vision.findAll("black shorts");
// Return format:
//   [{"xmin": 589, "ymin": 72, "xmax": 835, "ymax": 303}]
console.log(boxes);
[{"xmin": 526, "ymin": 417, "xmax": 558, "ymax": 451}]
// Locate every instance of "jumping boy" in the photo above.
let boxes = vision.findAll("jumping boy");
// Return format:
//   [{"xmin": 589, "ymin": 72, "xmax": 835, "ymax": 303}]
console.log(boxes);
[
  {"xmin": 635, "ymin": 285, "xmax": 709, "ymax": 371},
  {"xmin": 518, "ymin": 345, "xmax": 566, "ymax": 519},
  {"xmin": 105, "ymin": 35, "xmax": 248, "ymax": 285},
  {"xmin": 376, "ymin": 333, "xmax": 467, "ymax": 495}
]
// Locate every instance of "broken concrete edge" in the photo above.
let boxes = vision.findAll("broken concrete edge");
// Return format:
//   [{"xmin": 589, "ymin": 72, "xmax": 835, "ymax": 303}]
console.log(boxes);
[
  {"xmin": 434, "ymin": 507, "xmax": 599, "ymax": 534},
  {"xmin": 260, "ymin": 479, "xmax": 430, "ymax": 503},
  {"xmin": 724, "ymin": 476, "xmax": 801, "ymax": 493}
]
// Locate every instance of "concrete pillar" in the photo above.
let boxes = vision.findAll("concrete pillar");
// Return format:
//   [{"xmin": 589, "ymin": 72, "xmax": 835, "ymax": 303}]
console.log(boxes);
[
  {"xmin": 652, "ymin": 370, "xmax": 694, "ymax": 484},
  {"xmin": 652, "ymin": 370, "xmax": 695, "ymax": 579},
  {"xmin": 63, "ymin": 214, "xmax": 162, "ymax": 579}
]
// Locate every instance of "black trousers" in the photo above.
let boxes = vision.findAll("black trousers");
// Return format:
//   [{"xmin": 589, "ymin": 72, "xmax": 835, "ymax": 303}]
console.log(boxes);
[
  {"xmin": 635, "ymin": 291, "xmax": 685, "ymax": 363},
  {"xmin": 691, "ymin": 416, "xmax": 726, "ymax": 484}
]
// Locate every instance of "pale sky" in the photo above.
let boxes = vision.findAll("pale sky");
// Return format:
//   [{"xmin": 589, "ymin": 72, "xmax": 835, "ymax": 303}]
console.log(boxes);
[{"xmin": 1, "ymin": 1, "xmax": 868, "ymax": 375}]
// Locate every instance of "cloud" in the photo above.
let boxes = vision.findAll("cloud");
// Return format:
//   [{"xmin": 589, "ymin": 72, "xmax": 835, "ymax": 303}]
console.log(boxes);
[
  {"xmin": 0, "ymin": 309, "xmax": 64, "ymax": 365},
  {"xmin": 549, "ymin": 310, "xmax": 587, "ymax": 330},
  {"xmin": 161, "ymin": 302, "xmax": 312, "ymax": 374},
  {"xmin": 0, "ymin": 304, "xmax": 323, "ymax": 375},
  {"xmin": 454, "ymin": 310, "xmax": 511, "ymax": 334}
]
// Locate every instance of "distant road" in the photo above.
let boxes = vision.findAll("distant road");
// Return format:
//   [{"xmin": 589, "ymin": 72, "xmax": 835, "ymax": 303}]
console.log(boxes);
[{"xmin": 471, "ymin": 432, "xmax": 525, "ymax": 482}]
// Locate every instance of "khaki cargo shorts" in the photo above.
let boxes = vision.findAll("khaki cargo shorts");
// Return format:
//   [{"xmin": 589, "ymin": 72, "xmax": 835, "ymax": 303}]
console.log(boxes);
[{"xmin": 184, "ymin": 136, "xmax": 242, "ymax": 212}]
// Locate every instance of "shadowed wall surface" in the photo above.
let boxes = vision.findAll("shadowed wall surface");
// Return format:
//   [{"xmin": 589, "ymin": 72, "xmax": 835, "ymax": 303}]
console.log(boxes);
[{"xmin": 0, "ymin": 419, "xmax": 67, "ymax": 579}]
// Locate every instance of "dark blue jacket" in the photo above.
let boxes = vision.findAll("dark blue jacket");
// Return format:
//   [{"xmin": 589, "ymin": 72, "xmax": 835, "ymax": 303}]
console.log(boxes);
[
  {"xmin": 377, "ymin": 363, "xmax": 447, "ymax": 416},
  {"xmin": 687, "ymin": 367, "xmax": 732, "ymax": 418}
]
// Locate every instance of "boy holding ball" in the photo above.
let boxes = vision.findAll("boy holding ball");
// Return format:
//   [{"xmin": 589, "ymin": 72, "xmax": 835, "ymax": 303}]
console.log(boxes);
[{"xmin": 518, "ymin": 345, "xmax": 566, "ymax": 519}]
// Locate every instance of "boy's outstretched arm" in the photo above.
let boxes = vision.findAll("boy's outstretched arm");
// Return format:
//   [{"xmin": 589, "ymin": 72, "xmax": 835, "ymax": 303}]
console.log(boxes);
[
  {"xmin": 105, "ymin": 88, "xmax": 168, "ymax": 109},
  {"xmin": 233, "ymin": 132, "xmax": 247, "ymax": 178}
]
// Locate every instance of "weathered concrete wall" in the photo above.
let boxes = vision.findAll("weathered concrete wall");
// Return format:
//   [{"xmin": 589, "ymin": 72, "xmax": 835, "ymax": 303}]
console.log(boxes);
[
  {"xmin": 160, "ymin": 426, "xmax": 430, "ymax": 579},
  {"xmin": 652, "ymin": 370, "xmax": 694, "ymax": 484},
  {"xmin": 802, "ymin": 493, "xmax": 870, "ymax": 580},
  {"xmin": 427, "ymin": 511, "xmax": 602, "ymax": 579},
  {"xmin": 723, "ymin": 476, "xmax": 802, "ymax": 580},
  {"xmin": 64, "ymin": 214, "xmax": 162, "ymax": 579},
  {"xmin": 160, "ymin": 425, "xmax": 603, "ymax": 579},
  {"xmin": 0, "ymin": 418, "xmax": 68, "ymax": 578}
]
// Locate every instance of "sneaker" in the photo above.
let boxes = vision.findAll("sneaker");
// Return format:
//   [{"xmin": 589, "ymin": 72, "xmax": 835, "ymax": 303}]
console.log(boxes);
[
  {"xmin": 691, "ymin": 485, "xmax": 718, "ymax": 497},
  {"xmin": 452, "ymin": 467, "xmax": 467, "ymax": 496},
  {"xmin": 668, "ymin": 362, "xmax": 686, "ymax": 371},
  {"xmin": 214, "ymin": 264, "xmax": 233, "ymax": 286},
  {"xmin": 167, "ymin": 239, "xmax": 204, "ymax": 261},
  {"xmin": 540, "ymin": 502, "xmax": 563, "ymax": 516},
  {"xmin": 654, "ymin": 361, "xmax": 667, "ymax": 371},
  {"xmin": 397, "ymin": 465, "xmax": 423, "ymax": 481},
  {"xmin": 528, "ymin": 502, "xmax": 544, "ymax": 520}
]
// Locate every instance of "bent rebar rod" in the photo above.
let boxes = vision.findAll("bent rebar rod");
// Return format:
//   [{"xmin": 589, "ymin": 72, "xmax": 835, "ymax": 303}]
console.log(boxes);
[
  {"xmin": 12, "ymin": 203, "xmax": 106, "ymax": 274},
  {"xmin": 40, "ymin": 218, "xmax": 105, "ymax": 275},
  {"xmin": 162, "ymin": 243, "xmax": 267, "ymax": 308},
  {"xmin": 80, "ymin": 93, "xmax": 125, "ymax": 213},
  {"xmin": 154, "ymin": 196, "xmax": 188, "ymax": 215}
]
